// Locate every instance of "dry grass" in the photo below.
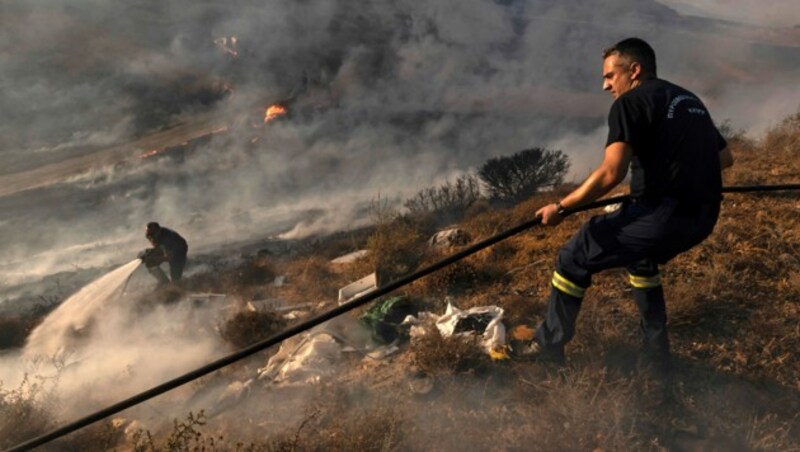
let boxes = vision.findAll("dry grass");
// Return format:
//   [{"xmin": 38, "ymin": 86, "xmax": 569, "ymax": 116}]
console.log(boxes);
[
  {"xmin": 10, "ymin": 110, "xmax": 799, "ymax": 451},
  {"xmin": 212, "ymin": 112, "xmax": 798, "ymax": 449},
  {"xmin": 0, "ymin": 376, "xmax": 55, "ymax": 450},
  {"xmin": 279, "ymin": 256, "xmax": 343, "ymax": 305},
  {"xmin": 366, "ymin": 215, "xmax": 428, "ymax": 282},
  {"xmin": 220, "ymin": 310, "xmax": 287, "ymax": 349},
  {"xmin": 410, "ymin": 328, "xmax": 487, "ymax": 376}
]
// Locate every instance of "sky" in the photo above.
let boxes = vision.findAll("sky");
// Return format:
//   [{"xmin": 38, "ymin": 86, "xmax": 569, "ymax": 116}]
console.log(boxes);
[{"xmin": 659, "ymin": 0, "xmax": 800, "ymax": 27}]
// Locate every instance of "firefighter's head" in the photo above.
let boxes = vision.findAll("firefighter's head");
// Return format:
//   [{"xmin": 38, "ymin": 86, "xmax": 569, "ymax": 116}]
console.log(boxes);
[
  {"xmin": 146, "ymin": 222, "xmax": 161, "ymax": 242},
  {"xmin": 602, "ymin": 37, "xmax": 657, "ymax": 99}
]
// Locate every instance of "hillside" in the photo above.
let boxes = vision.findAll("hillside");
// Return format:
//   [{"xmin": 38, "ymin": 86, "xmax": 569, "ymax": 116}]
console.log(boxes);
[
  {"xmin": 4, "ymin": 112, "xmax": 798, "ymax": 451},
  {"xmin": 164, "ymin": 112, "xmax": 800, "ymax": 451}
]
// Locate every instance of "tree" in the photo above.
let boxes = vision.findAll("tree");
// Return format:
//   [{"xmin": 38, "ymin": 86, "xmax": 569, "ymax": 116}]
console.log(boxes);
[{"xmin": 478, "ymin": 147, "xmax": 570, "ymax": 201}]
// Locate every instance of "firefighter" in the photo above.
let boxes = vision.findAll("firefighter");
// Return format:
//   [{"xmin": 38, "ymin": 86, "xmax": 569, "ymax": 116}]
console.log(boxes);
[
  {"xmin": 139, "ymin": 222, "xmax": 188, "ymax": 286},
  {"xmin": 516, "ymin": 38, "xmax": 735, "ymax": 367}
]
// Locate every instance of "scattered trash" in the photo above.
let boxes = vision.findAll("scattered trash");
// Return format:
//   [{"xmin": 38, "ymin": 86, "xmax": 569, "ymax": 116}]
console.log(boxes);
[
  {"xmin": 258, "ymin": 316, "xmax": 382, "ymax": 385},
  {"xmin": 405, "ymin": 301, "xmax": 507, "ymax": 358},
  {"xmin": 428, "ymin": 228, "xmax": 471, "ymax": 248},
  {"xmin": 331, "ymin": 249, "xmax": 370, "ymax": 265},
  {"xmin": 359, "ymin": 296, "xmax": 419, "ymax": 344},
  {"xmin": 248, "ymin": 299, "xmax": 314, "ymax": 314},
  {"xmin": 338, "ymin": 272, "xmax": 379, "ymax": 305}
]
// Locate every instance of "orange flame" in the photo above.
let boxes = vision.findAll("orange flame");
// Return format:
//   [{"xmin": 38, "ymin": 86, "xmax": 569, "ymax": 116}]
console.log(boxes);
[
  {"xmin": 264, "ymin": 104, "xmax": 288, "ymax": 123},
  {"xmin": 140, "ymin": 149, "xmax": 160, "ymax": 159}
]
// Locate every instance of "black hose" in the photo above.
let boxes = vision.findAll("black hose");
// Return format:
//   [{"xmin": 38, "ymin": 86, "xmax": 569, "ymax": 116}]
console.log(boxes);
[{"xmin": 7, "ymin": 184, "xmax": 800, "ymax": 451}]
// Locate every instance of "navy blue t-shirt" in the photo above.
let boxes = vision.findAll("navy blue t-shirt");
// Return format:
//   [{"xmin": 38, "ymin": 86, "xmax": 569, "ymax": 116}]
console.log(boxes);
[
  {"xmin": 151, "ymin": 227, "xmax": 188, "ymax": 258},
  {"xmin": 606, "ymin": 78, "xmax": 727, "ymax": 204}
]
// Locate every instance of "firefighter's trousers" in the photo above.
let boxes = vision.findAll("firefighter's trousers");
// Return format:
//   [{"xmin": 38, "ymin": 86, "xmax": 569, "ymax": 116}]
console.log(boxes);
[{"xmin": 535, "ymin": 197, "xmax": 720, "ymax": 356}]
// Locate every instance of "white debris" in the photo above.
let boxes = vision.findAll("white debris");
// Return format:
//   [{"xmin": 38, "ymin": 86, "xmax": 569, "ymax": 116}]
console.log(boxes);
[
  {"xmin": 428, "ymin": 228, "xmax": 471, "ymax": 248},
  {"xmin": 406, "ymin": 302, "xmax": 506, "ymax": 355},
  {"xmin": 257, "ymin": 316, "xmax": 379, "ymax": 385},
  {"xmin": 338, "ymin": 272, "xmax": 378, "ymax": 305},
  {"xmin": 331, "ymin": 249, "xmax": 370, "ymax": 264}
]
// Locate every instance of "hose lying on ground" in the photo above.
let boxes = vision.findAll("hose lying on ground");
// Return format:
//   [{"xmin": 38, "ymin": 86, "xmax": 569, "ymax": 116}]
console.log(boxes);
[{"xmin": 7, "ymin": 183, "xmax": 800, "ymax": 452}]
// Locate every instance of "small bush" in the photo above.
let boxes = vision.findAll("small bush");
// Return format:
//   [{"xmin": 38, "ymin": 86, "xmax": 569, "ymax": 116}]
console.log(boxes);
[
  {"xmin": 230, "ymin": 257, "xmax": 276, "ymax": 287},
  {"xmin": 366, "ymin": 201, "xmax": 427, "ymax": 281},
  {"xmin": 763, "ymin": 110, "xmax": 800, "ymax": 154},
  {"xmin": 284, "ymin": 256, "xmax": 341, "ymax": 303},
  {"xmin": 411, "ymin": 328, "xmax": 485, "ymax": 376},
  {"xmin": 412, "ymin": 254, "xmax": 483, "ymax": 297},
  {"xmin": 54, "ymin": 420, "xmax": 124, "ymax": 451},
  {"xmin": 132, "ymin": 411, "xmax": 209, "ymax": 452},
  {"xmin": 404, "ymin": 174, "xmax": 482, "ymax": 216},
  {"xmin": 0, "ymin": 376, "xmax": 56, "ymax": 449},
  {"xmin": 478, "ymin": 147, "xmax": 570, "ymax": 202},
  {"xmin": 220, "ymin": 310, "xmax": 287, "ymax": 349}
]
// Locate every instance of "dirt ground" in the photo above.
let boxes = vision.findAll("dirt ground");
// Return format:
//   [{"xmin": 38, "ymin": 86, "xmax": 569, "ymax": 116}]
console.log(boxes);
[
  {"xmin": 4, "ymin": 113, "xmax": 799, "ymax": 451},
  {"xmin": 119, "ymin": 112, "xmax": 798, "ymax": 451}
]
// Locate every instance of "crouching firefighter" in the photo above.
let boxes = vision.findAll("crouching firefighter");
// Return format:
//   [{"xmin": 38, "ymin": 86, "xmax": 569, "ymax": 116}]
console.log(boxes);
[
  {"xmin": 139, "ymin": 222, "xmax": 188, "ymax": 286},
  {"xmin": 516, "ymin": 38, "xmax": 734, "ymax": 368}
]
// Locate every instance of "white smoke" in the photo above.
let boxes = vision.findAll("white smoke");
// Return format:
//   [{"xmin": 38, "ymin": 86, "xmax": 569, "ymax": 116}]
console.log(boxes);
[{"xmin": 1, "ymin": 0, "xmax": 799, "ymax": 321}]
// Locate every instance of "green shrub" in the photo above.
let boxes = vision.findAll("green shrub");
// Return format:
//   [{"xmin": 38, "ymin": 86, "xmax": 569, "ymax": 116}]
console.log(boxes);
[{"xmin": 478, "ymin": 147, "xmax": 570, "ymax": 202}]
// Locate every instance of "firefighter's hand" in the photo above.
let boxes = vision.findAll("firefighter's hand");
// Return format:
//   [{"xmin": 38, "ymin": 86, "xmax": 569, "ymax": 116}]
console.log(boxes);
[{"xmin": 536, "ymin": 203, "xmax": 563, "ymax": 226}]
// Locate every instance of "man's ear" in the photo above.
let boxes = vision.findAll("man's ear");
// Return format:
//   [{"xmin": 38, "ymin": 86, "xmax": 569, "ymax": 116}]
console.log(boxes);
[{"xmin": 630, "ymin": 61, "xmax": 643, "ymax": 80}]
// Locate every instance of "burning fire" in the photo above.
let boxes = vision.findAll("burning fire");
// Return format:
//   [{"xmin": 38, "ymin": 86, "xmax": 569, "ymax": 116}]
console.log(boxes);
[
  {"xmin": 263, "ymin": 104, "xmax": 288, "ymax": 123},
  {"xmin": 139, "ymin": 149, "xmax": 160, "ymax": 159}
]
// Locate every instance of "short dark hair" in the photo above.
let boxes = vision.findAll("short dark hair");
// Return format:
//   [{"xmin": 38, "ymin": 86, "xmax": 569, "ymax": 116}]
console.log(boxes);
[
  {"xmin": 603, "ymin": 37, "xmax": 657, "ymax": 76},
  {"xmin": 146, "ymin": 222, "xmax": 160, "ymax": 232}
]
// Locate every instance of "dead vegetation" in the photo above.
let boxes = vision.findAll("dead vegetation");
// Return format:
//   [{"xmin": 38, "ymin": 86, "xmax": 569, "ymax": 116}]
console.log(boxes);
[
  {"xmin": 3, "ymin": 111, "xmax": 799, "ymax": 450},
  {"xmin": 190, "ymin": 110, "xmax": 796, "ymax": 450},
  {"xmin": 220, "ymin": 310, "xmax": 287, "ymax": 349},
  {"xmin": 410, "ymin": 329, "xmax": 486, "ymax": 376}
]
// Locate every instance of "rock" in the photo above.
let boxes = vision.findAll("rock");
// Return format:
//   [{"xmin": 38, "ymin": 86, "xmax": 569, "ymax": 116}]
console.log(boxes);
[
  {"xmin": 428, "ymin": 228, "xmax": 471, "ymax": 248},
  {"xmin": 330, "ymin": 249, "xmax": 371, "ymax": 264}
]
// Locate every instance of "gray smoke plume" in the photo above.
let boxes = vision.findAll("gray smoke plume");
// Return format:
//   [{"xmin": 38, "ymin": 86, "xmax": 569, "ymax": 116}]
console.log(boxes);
[
  {"xmin": 1, "ymin": 0, "xmax": 799, "ymax": 445},
  {"xmin": 1, "ymin": 0, "xmax": 799, "ymax": 297}
]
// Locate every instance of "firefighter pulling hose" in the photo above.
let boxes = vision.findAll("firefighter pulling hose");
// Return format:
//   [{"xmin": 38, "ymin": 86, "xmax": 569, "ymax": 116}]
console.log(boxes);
[{"xmin": 513, "ymin": 38, "xmax": 734, "ymax": 369}]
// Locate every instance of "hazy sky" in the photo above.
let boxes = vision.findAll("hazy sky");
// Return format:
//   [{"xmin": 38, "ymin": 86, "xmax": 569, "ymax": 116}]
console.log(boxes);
[{"xmin": 659, "ymin": 0, "xmax": 800, "ymax": 27}]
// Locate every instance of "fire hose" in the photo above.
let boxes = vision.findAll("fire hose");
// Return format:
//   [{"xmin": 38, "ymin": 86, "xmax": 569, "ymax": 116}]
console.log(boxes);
[{"xmin": 7, "ymin": 183, "xmax": 800, "ymax": 451}]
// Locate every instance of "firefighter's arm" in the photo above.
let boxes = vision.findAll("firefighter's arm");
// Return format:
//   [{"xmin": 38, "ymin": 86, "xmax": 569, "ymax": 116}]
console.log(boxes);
[
  {"xmin": 719, "ymin": 146, "xmax": 734, "ymax": 169},
  {"xmin": 537, "ymin": 141, "xmax": 632, "ymax": 225}
]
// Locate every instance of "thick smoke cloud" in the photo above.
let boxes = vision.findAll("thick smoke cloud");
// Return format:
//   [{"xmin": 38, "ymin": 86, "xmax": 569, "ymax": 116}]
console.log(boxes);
[
  {"xmin": 1, "ymin": 0, "xmax": 799, "ymax": 444},
  {"xmin": 1, "ymin": 0, "xmax": 799, "ymax": 297}
]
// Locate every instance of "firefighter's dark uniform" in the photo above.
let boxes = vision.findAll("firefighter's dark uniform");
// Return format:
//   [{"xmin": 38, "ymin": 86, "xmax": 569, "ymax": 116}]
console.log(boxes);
[
  {"xmin": 535, "ymin": 78, "xmax": 727, "ymax": 359},
  {"xmin": 146, "ymin": 227, "xmax": 188, "ymax": 285}
]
